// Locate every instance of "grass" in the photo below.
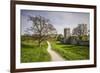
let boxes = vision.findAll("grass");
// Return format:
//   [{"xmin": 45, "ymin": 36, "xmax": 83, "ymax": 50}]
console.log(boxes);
[
  {"xmin": 21, "ymin": 40, "xmax": 51, "ymax": 63},
  {"xmin": 51, "ymin": 41, "xmax": 89, "ymax": 60}
]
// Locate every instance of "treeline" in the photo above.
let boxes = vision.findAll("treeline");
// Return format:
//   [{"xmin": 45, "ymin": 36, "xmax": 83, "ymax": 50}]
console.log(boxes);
[{"xmin": 56, "ymin": 34, "xmax": 89, "ymax": 46}]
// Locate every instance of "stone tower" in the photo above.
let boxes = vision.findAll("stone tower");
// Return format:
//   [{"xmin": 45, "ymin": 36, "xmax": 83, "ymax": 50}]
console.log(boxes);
[{"xmin": 64, "ymin": 28, "xmax": 70, "ymax": 39}]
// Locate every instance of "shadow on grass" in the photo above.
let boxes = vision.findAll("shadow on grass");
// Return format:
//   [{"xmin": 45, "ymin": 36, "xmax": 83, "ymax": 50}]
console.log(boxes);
[
  {"xmin": 21, "ymin": 43, "xmax": 35, "ymax": 49},
  {"xmin": 55, "ymin": 42, "xmax": 89, "ymax": 49},
  {"xmin": 61, "ymin": 45, "xmax": 76, "ymax": 49}
]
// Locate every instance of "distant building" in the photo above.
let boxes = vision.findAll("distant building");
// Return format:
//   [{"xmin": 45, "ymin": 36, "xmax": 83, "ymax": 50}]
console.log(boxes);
[
  {"xmin": 72, "ymin": 24, "xmax": 88, "ymax": 36},
  {"xmin": 64, "ymin": 28, "xmax": 71, "ymax": 39},
  {"xmin": 63, "ymin": 24, "xmax": 89, "ymax": 45}
]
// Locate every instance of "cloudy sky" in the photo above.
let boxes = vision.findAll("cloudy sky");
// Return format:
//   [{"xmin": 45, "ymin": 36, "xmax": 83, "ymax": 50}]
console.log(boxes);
[{"xmin": 21, "ymin": 10, "xmax": 90, "ymax": 35}]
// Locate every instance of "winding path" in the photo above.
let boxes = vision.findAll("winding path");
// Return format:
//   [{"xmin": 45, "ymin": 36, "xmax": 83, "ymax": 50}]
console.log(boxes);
[{"xmin": 47, "ymin": 41, "xmax": 65, "ymax": 61}]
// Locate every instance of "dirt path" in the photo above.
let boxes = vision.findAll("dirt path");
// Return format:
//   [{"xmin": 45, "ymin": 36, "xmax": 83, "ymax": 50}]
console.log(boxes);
[{"xmin": 47, "ymin": 41, "xmax": 65, "ymax": 61}]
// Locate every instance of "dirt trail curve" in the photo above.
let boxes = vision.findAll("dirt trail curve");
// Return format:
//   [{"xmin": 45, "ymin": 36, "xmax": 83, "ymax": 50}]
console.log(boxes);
[{"xmin": 47, "ymin": 41, "xmax": 65, "ymax": 61}]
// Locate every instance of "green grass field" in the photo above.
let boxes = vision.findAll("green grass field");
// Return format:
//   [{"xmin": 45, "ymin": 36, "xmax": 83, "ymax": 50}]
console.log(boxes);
[
  {"xmin": 21, "ymin": 40, "xmax": 51, "ymax": 63},
  {"xmin": 21, "ymin": 35, "xmax": 89, "ymax": 62},
  {"xmin": 51, "ymin": 41, "xmax": 89, "ymax": 60}
]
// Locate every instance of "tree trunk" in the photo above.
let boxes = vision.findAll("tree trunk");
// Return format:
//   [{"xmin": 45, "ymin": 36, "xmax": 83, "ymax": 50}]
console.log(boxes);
[{"xmin": 38, "ymin": 40, "xmax": 41, "ymax": 47}]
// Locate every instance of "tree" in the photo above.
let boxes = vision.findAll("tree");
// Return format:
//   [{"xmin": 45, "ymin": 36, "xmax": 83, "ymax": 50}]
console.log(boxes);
[
  {"xmin": 78, "ymin": 35, "xmax": 89, "ymax": 41},
  {"xmin": 57, "ymin": 34, "xmax": 64, "ymax": 41},
  {"xmin": 28, "ymin": 15, "xmax": 57, "ymax": 47}
]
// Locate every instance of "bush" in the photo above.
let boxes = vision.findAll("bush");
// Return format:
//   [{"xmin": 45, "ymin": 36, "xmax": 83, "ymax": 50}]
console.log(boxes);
[{"xmin": 60, "ymin": 35, "xmax": 89, "ymax": 46}]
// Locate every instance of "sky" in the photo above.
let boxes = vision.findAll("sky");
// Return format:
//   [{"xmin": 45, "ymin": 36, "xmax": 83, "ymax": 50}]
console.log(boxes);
[{"xmin": 21, "ymin": 10, "xmax": 90, "ymax": 35}]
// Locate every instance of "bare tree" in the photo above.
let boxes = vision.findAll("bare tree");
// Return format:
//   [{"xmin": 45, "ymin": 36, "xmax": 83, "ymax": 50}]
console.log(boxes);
[{"xmin": 28, "ymin": 15, "xmax": 57, "ymax": 47}]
